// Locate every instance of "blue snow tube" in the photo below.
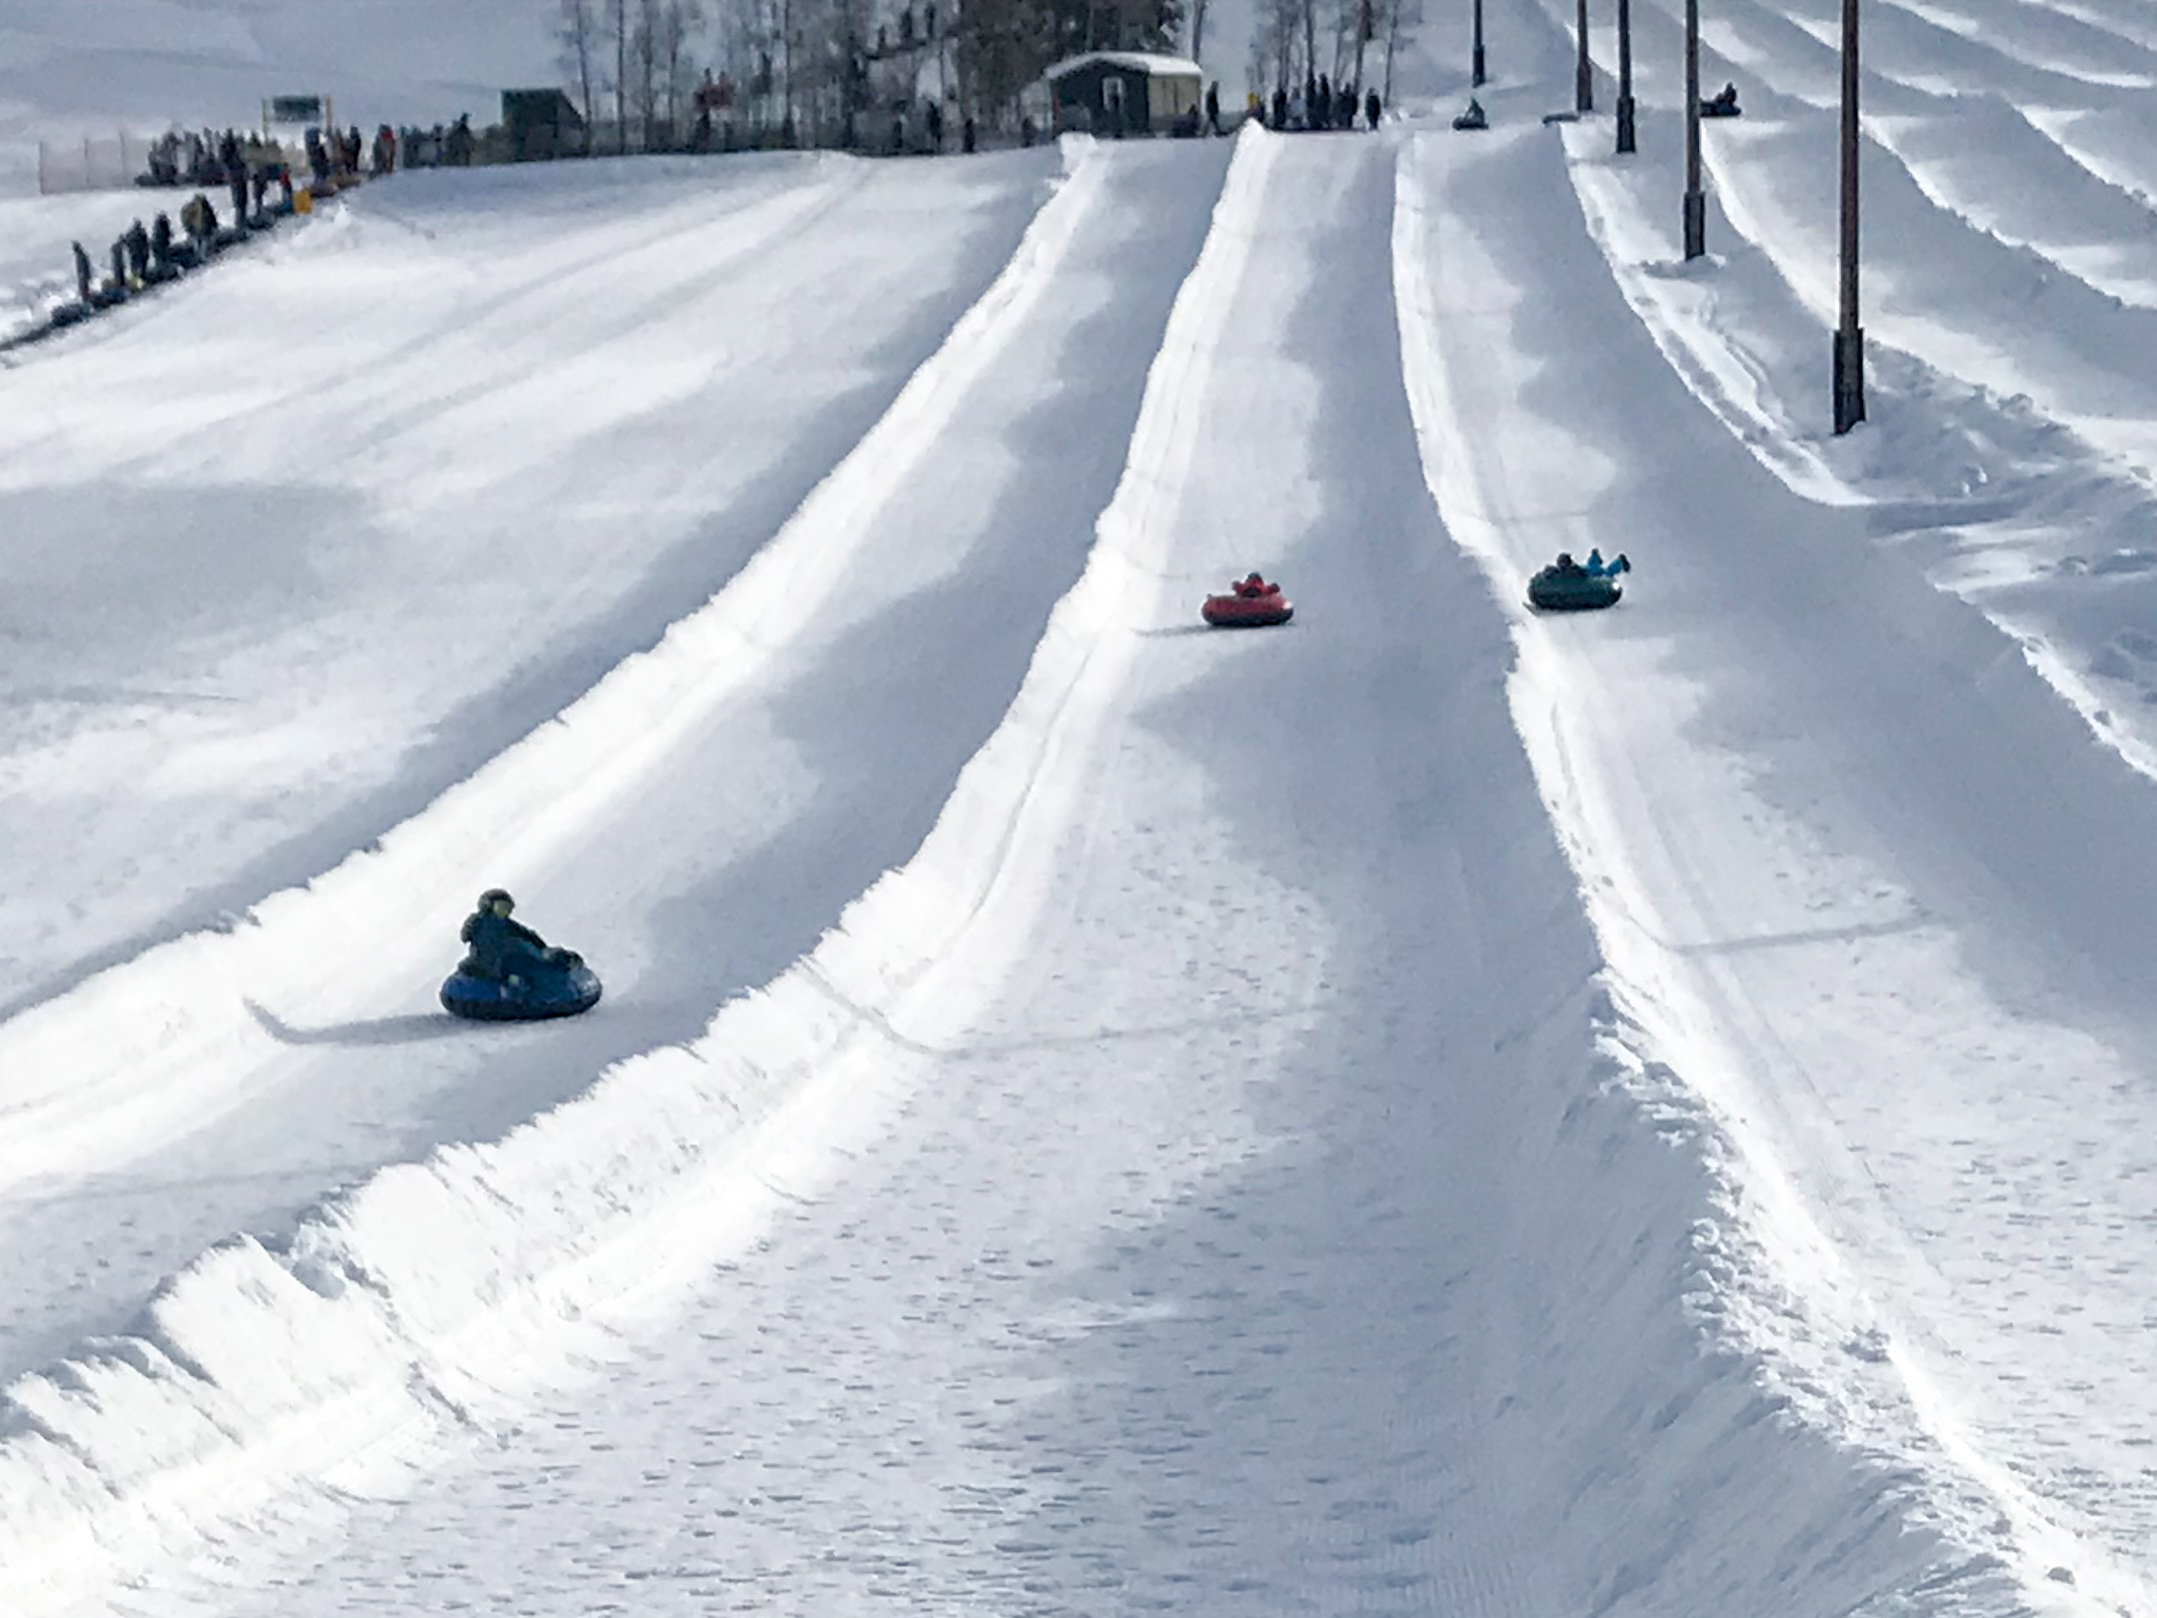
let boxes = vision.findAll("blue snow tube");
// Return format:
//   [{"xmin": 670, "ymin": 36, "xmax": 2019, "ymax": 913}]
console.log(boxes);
[
  {"xmin": 1527, "ymin": 571, "xmax": 1621, "ymax": 611},
  {"xmin": 440, "ymin": 952, "xmax": 603, "ymax": 1021}
]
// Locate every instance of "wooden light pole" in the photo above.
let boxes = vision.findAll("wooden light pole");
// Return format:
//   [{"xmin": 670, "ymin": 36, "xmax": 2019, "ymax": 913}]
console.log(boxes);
[
  {"xmin": 1576, "ymin": 0, "xmax": 1594, "ymax": 111},
  {"xmin": 1616, "ymin": 0, "xmax": 1635, "ymax": 152},
  {"xmin": 1682, "ymin": 0, "xmax": 1705, "ymax": 256},
  {"xmin": 1833, "ymin": 0, "xmax": 1866, "ymax": 432}
]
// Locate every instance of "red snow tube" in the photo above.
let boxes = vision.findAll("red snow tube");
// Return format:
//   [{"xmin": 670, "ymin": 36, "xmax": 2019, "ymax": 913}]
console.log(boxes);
[{"xmin": 1202, "ymin": 580, "xmax": 1293, "ymax": 628}]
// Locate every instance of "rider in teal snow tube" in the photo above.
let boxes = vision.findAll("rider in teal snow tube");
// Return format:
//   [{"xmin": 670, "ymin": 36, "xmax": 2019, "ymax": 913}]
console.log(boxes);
[{"xmin": 1528, "ymin": 548, "xmax": 1630, "ymax": 610}]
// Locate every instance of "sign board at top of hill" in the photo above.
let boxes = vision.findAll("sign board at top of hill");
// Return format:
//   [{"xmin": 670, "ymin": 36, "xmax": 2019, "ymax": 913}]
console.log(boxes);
[{"xmin": 263, "ymin": 94, "xmax": 333, "ymax": 142}]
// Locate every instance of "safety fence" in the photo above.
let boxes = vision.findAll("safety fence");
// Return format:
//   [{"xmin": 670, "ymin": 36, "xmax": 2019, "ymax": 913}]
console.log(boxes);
[{"xmin": 35, "ymin": 133, "xmax": 165, "ymax": 195}]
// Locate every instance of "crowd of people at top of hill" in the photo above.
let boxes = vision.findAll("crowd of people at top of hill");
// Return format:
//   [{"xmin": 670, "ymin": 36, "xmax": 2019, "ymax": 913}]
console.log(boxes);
[
  {"xmin": 138, "ymin": 115, "xmax": 477, "ymax": 194},
  {"xmin": 1238, "ymin": 73, "xmax": 1385, "ymax": 135},
  {"xmin": 36, "ymin": 102, "xmax": 492, "ymax": 337}
]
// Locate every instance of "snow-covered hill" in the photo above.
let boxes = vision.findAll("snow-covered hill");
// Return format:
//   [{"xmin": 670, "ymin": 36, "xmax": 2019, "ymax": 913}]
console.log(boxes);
[{"xmin": 7, "ymin": 0, "xmax": 2157, "ymax": 1612}]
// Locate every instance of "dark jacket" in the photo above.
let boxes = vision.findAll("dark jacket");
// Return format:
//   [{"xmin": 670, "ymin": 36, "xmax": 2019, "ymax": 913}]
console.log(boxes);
[{"xmin": 459, "ymin": 909, "xmax": 551, "ymax": 979}]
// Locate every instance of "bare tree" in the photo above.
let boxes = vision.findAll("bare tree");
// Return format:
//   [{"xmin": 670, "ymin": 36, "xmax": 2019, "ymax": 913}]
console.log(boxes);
[
  {"xmin": 1252, "ymin": 0, "xmax": 1301, "ymax": 93},
  {"xmin": 613, "ymin": 0, "xmax": 632, "ymax": 151},
  {"xmin": 1188, "ymin": 0, "xmax": 1209, "ymax": 65},
  {"xmin": 660, "ymin": 0, "xmax": 709, "ymax": 130},
  {"xmin": 635, "ymin": 0, "xmax": 663, "ymax": 142},
  {"xmin": 561, "ymin": 0, "xmax": 602, "ymax": 135},
  {"xmin": 1379, "ymin": 0, "xmax": 1420, "ymax": 101},
  {"xmin": 953, "ymin": 0, "xmax": 1043, "ymax": 130}
]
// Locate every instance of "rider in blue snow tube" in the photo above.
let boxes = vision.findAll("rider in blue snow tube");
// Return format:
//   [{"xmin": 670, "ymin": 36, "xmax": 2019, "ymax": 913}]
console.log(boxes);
[{"xmin": 442, "ymin": 889, "xmax": 602, "ymax": 1020}]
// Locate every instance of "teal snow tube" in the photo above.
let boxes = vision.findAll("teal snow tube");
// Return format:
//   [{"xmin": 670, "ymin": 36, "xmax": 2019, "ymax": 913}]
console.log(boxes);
[{"xmin": 1526, "ymin": 568, "xmax": 1624, "ymax": 611}]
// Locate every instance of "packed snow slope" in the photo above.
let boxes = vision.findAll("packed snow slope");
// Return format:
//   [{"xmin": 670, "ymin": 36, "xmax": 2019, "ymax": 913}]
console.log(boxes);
[
  {"xmin": 0, "ymin": 137, "xmax": 1230, "ymax": 1393},
  {"xmin": 0, "ymin": 0, "xmax": 556, "ymax": 335},
  {"xmin": 10, "ymin": 0, "xmax": 2157, "ymax": 1607},
  {"xmin": 0, "ymin": 150, "xmax": 1050, "ymax": 1016}
]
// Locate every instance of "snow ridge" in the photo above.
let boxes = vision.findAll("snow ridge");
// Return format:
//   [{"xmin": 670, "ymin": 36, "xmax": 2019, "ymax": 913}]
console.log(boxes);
[{"xmin": 0, "ymin": 129, "xmax": 1276, "ymax": 1614}]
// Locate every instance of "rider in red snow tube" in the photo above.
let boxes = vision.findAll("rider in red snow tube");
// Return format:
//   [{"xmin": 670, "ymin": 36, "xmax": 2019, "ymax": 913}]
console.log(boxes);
[{"xmin": 1202, "ymin": 572, "xmax": 1294, "ymax": 628}]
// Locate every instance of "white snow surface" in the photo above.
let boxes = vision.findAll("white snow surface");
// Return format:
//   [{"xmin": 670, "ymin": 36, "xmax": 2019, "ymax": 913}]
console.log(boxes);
[{"xmin": 5, "ymin": 0, "xmax": 2157, "ymax": 1611}]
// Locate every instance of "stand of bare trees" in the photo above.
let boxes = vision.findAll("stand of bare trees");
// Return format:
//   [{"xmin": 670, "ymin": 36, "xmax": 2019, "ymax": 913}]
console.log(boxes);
[
  {"xmin": 1248, "ymin": 0, "xmax": 1418, "ymax": 105},
  {"xmin": 560, "ymin": 0, "xmax": 711, "ymax": 152},
  {"xmin": 564, "ymin": 0, "xmax": 1186, "ymax": 155}
]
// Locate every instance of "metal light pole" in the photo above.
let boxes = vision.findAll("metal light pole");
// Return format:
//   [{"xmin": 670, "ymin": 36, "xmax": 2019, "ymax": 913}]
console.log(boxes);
[
  {"xmin": 1576, "ymin": 0, "xmax": 1594, "ymax": 112},
  {"xmin": 1473, "ymin": 0, "xmax": 1487, "ymax": 85},
  {"xmin": 1682, "ymin": 0, "xmax": 1705, "ymax": 256},
  {"xmin": 1616, "ymin": 0, "xmax": 1635, "ymax": 152},
  {"xmin": 1833, "ymin": 0, "xmax": 1866, "ymax": 432}
]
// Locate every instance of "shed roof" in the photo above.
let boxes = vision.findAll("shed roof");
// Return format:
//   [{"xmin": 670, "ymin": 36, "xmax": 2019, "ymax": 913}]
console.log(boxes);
[{"xmin": 1043, "ymin": 51, "xmax": 1204, "ymax": 82}]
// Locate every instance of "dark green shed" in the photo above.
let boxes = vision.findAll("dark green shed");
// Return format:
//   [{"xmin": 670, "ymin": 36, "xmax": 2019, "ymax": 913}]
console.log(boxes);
[
  {"xmin": 501, "ymin": 89, "xmax": 588, "ymax": 161},
  {"xmin": 1044, "ymin": 52, "xmax": 1204, "ymax": 137}
]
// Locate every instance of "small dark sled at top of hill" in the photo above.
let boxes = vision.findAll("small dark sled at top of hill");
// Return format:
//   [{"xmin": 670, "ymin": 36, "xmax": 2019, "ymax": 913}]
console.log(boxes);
[
  {"xmin": 1453, "ymin": 99, "xmax": 1489, "ymax": 132},
  {"xmin": 1527, "ymin": 550, "xmax": 1629, "ymax": 612},
  {"xmin": 1203, "ymin": 573, "xmax": 1294, "ymax": 627}
]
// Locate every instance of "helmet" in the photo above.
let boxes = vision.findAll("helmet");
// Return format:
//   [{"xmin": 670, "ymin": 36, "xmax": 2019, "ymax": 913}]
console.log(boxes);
[
  {"xmin": 1555, "ymin": 552, "xmax": 1575, "ymax": 568},
  {"xmin": 478, "ymin": 888, "xmax": 514, "ymax": 913}
]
